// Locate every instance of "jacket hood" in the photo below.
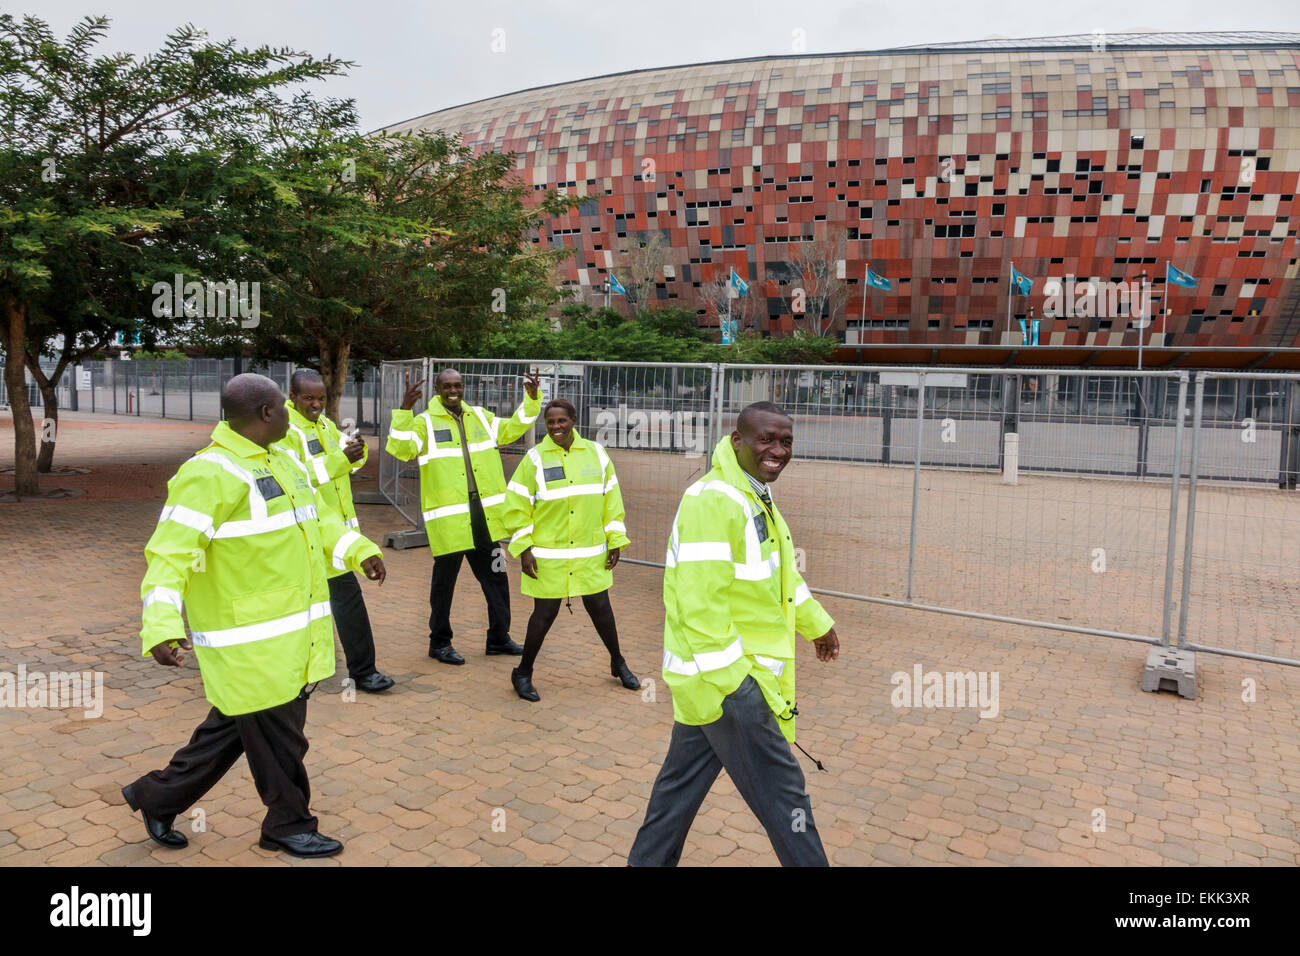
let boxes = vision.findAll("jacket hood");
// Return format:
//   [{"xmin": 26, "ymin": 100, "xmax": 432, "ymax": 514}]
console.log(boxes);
[
  {"xmin": 211, "ymin": 420, "xmax": 268, "ymax": 460},
  {"xmin": 427, "ymin": 395, "xmax": 470, "ymax": 419},
  {"xmin": 286, "ymin": 400, "xmax": 318, "ymax": 429},
  {"xmin": 711, "ymin": 435, "xmax": 758, "ymax": 493},
  {"xmin": 539, "ymin": 429, "xmax": 587, "ymax": 453}
]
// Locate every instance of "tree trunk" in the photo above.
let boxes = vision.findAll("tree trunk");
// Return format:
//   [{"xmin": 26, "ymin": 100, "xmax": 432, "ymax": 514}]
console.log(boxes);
[
  {"xmin": 24, "ymin": 342, "xmax": 76, "ymax": 473},
  {"xmin": 4, "ymin": 300, "xmax": 39, "ymax": 497},
  {"xmin": 35, "ymin": 380, "xmax": 58, "ymax": 472},
  {"xmin": 318, "ymin": 335, "xmax": 351, "ymax": 425}
]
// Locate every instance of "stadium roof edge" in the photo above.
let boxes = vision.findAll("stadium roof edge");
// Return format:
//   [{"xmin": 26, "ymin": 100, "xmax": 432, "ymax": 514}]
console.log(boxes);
[
  {"xmin": 373, "ymin": 31, "xmax": 1300, "ymax": 135},
  {"xmin": 831, "ymin": 344, "xmax": 1300, "ymax": 371}
]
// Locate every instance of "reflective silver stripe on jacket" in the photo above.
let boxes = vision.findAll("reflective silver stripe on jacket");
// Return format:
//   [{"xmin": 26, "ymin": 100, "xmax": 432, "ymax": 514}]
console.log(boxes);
[
  {"xmin": 332, "ymin": 530, "xmax": 363, "ymax": 571},
  {"xmin": 662, "ymin": 635, "xmax": 745, "ymax": 676},
  {"xmin": 531, "ymin": 543, "xmax": 608, "ymax": 560},
  {"xmin": 190, "ymin": 600, "xmax": 332, "ymax": 648},
  {"xmin": 159, "ymin": 504, "xmax": 215, "ymax": 540},
  {"xmin": 211, "ymin": 505, "xmax": 317, "ymax": 539}
]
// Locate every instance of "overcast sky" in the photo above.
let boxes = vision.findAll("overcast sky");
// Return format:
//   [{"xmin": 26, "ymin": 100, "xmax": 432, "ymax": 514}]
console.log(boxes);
[{"xmin": 32, "ymin": 0, "xmax": 1300, "ymax": 131}]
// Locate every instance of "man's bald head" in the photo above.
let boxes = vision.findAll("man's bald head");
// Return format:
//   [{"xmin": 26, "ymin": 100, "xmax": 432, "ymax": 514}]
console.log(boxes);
[
  {"xmin": 434, "ymin": 367, "xmax": 466, "ymax": 411},
  {"xmin": 222, "ymin": 373, "xmax": 289, "ymax": 446},
  {"xmin": 290, "ymin": 369, "xmax": 324, "ymax": 394},
  {"xmin": 736, "ymin": 401, "xmax": 791, "ymax": 436}
]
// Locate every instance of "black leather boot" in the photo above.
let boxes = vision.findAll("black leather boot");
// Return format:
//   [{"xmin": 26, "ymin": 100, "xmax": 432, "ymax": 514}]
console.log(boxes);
[{"xmin": 511, "ymin": 667, "xmax": 540, "ymax": 702}]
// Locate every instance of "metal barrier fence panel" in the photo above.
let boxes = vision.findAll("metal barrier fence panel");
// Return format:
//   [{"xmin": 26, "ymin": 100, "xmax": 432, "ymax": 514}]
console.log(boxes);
[
  {"xmin": 717, "ymin": 365, "xmax": 1190, "ymax": 645},
  {"xmin": 379, "ymin": 359, "xmax": 426, "ymax": 527},
  {"xmin": 1178, "ymin": 372, "xmax": 1300, "ymax": 665},
  {"xmin": 0, "ymin": 358, "xmax": 382, "ymax": 428}
]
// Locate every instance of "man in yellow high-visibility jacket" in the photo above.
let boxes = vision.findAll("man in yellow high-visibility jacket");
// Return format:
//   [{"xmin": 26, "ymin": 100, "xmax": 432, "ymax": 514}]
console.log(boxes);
[
  {"xmin": 277, "ymin": 369, "xmax": 393, "ymax": 693},
  {"xmin": 386, "ymin": 367, "xmax": 542, "ymax": 665},
  {"xmin": 121, "ymin": 374, "xmax": 386, "ymax": 859},
  {"xmin": 628, "ymin": 401, "xmax": 841, "ymax": 867}
]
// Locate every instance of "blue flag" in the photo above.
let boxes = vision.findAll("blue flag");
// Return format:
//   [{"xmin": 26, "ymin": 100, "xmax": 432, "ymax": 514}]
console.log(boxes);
[
  {"xmin": 1010, "ymin": 263, "xmax": 1033, "ymax": 296},
  {"xmin": 865, "ymin": 267, "xmax": 893, "ymax": 292},
  {"xmin": 1166, "ymin": 263, "xmax": 1197, "ymax": 289},
  {"xmin": 608, "ymin": 273, "xmax": 627, "ymax": 296},
  {"xmin": 730, "ymin": 267, "xmax": 749, "ymax": 297}
]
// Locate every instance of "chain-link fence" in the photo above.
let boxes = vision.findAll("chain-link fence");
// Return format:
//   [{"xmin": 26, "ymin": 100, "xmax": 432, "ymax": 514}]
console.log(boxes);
[{"xmin": 380, "ymin": 359, "xmax": 1300, "ymax": 670}]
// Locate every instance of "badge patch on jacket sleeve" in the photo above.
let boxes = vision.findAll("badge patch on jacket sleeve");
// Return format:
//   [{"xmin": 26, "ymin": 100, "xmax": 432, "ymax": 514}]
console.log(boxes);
[
  {"xmin": 433, "ymin": 428, "xmax": 453, "ymax": 444},
  {"xmin": 256, "ymin": 475, "xmax": 286, "ymax": 500},
  {"xmin": 543, "ymin": 464, "xmax": 566, "ymax": 482},
  {"xmin": 307, "ymin": 439, "xmax": 324, "ymax": 455}
]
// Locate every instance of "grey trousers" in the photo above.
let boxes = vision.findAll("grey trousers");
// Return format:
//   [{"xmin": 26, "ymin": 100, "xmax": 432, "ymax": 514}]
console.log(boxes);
[{"xmin": 627, "ymin": 676, "xmax": 828, "ymax": 866}]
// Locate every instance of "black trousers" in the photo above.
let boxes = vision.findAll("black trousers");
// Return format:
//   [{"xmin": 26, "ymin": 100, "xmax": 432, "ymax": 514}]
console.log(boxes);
[
  {"xmin": 328, "ymin": 571, "xmax": 377, "ymax": 680},
  {"xmin": 428, "ymin": 494, "xmax": 511, "ymax": 650},
  {"xmin": 628, "ymin": 676, "xmax": 828, "ymax": 867},
  {"xmin": 127, "ymin": 692, "xmax": 317, "ymax": 840}
]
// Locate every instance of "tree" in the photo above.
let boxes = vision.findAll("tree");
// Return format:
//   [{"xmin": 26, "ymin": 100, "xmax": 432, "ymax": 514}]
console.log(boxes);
[
  {"xmin": 612, "ymin": 230, "xmax": 666, "ymax": 313},
  {"xmin": 711, "ymin": 329, "xmax": 838, "ymax": 365},
  {"xmin": 228, "ymin": 130, "xmax": 577, "ymax": 422},
  {"xmin": 0, "ymin": 14, "xmax": 351, "ymax": 489},
  {"xmin": 791, "ymin": 232, "xmax": 849, "ymax": 337},
  {"xmin": 701, "ymin": 272, "xmax": 759, "ymax": 339},
  {"xmin": 636, "ymin": 306, "xmax": 707, "ymax": 341}
]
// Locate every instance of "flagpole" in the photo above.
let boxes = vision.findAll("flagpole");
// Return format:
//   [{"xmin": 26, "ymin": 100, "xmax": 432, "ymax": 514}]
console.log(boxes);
[
  {"xmin": 1137, "ymin": 268, "xmax": 1146, "ymax": 372},
  {"xmin": 1161, "ymin": 261, "xmax": 1168, "ymax": 348},
  {"xmin": 1006, "ymin": 261, "xmax": 1013, "ymax": 345},
  {"xmin": 861, "ymin": 262, "xmax": 868, "ymax": 326}
]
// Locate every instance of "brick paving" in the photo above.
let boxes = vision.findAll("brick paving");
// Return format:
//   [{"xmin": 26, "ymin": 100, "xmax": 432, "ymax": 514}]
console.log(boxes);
[{"xmin": 1, "ymin": 410, "xmax": 1298, "ymax": 866}]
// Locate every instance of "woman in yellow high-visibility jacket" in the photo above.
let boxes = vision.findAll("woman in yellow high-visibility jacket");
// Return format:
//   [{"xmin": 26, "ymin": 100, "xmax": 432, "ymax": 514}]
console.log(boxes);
[{"xmin": 501, "ymin": 398, "xmax": 639, "ymax": 701}]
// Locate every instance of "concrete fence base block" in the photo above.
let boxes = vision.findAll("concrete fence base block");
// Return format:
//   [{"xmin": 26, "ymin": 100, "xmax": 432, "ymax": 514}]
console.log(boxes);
[
  {"xmin": 351, "ymin": 490, "xmax": 388, "ymax": 505},
  {"xmin": 384, "ymin": 528, "xmax": 429, "ymax": 550},
  {"xmin": 1001, "ymin": 432, "xmax": 1019, "ymax": 485},
  {"xmin": 1140, "ymin": 646, "xmax": 1196, "ymax": 699}
]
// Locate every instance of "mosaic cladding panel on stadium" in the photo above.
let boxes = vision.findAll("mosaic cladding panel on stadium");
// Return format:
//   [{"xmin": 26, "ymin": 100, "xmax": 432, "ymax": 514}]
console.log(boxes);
[{"xmin": 388, "ymin": 37, "xmax": 1300, "ymax": 348}]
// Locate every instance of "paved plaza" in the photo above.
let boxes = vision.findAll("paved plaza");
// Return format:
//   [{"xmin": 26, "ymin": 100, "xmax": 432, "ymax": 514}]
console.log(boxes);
[{"xmin": 1, "ymin": 412, "xmax": 1298, "ymax": 866}]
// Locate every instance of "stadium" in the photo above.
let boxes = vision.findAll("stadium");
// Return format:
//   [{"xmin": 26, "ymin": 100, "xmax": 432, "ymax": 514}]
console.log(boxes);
[{"xmin": 387, "ymin": 32, "xmax": 1300, "ymax": 368}]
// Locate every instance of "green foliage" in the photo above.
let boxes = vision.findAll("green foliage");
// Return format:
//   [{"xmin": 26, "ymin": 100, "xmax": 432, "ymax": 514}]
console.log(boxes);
[
  {"xmin": 706, "ymin": 329, "xmax": 839, "ymax": 365},
  {"xmin": 132, "ymin": 348, "xmax": 188, "ymax": 360},
  {"xmin": 208, "ymin": 127, "xmax": 579, "ymax": 415},
  {"xmin": 635, "ymin": 306, "xmax": 706, "ymax": 340},
  {"xmin": 475, "ymin": 309, "xmax": 834, "ymax": 366},
  {"xmin": 0, "ymin": 13, "xmax": 354, "ymax": 356}
]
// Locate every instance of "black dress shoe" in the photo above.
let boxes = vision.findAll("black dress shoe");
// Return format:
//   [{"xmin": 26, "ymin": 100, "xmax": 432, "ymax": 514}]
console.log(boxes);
[
  {"xmin": 121, "ymin": 784, "xmax": 188, "ymax": 849},
  {"xmin": 486, "ymin": 637, "xmax": 524, "ymax": 656},
  {"xmin": 429, "ymin": 645, "xmax": 465, "ymax": 665},
  {"xmin": 511, "ymin": 667, "xmax": 540, "ymax": 702},
  {"xmin": 258, "ymin": 831, "xmax": 343, "ymax": 858},
  {"xmin": 612, "ymin": 659, "xmax": 641, "ymax": 690},
  {"xmin": 355, "ymin": 672, "xmax": 395, "ymax": 693}
]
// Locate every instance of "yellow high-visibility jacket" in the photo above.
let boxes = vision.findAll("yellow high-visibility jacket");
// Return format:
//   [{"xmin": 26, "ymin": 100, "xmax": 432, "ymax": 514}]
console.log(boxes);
[
  {"xmin": 385, "ymin": 392, "xmax": 542, "ymax": 556},
  {"xmin": 276, "ymin": 401, "xmax": 367, "ymax": 578},
  {"xmin": 502, "ymin": 430, "xmax": 631, "ymax": 598},
  {"xmin": 661, "ymin": 436, "xmax": 835, "ymax": 742},
  {"xmin": 139, "ymin": 421, "xmax": 381, "ymax": 716}
]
